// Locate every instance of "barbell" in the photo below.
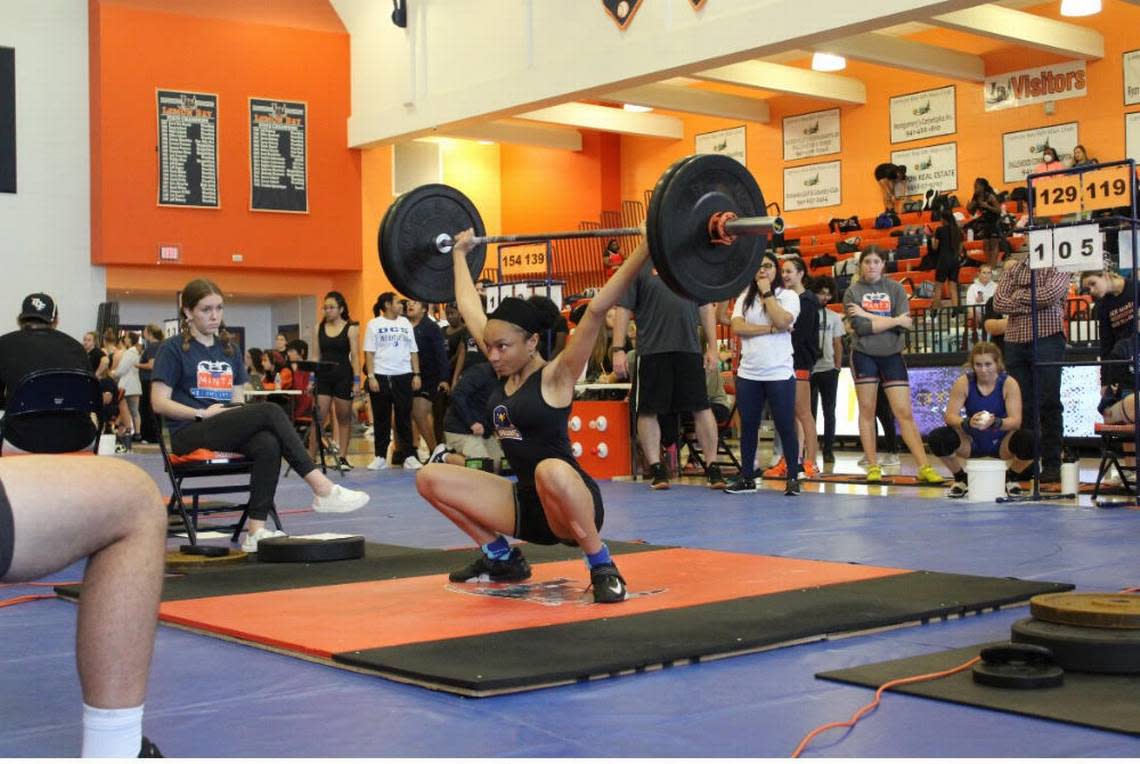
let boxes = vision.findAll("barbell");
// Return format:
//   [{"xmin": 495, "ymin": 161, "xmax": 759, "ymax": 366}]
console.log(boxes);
[{"xmin": 377, "ymin": 153, "xmax": 783, "ymax": 304}]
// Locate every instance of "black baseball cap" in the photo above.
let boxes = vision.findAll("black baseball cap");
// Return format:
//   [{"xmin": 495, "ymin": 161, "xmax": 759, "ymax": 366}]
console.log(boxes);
[{"xmin": 19, "ymin": 293, "xmax": 57, "ymax": 324}]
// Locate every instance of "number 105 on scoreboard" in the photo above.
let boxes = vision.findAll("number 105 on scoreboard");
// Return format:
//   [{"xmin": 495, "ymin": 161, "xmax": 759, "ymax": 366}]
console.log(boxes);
[{"xmin": 1028, "ymin": 223, "xmax": 1103, "ymax": 272}]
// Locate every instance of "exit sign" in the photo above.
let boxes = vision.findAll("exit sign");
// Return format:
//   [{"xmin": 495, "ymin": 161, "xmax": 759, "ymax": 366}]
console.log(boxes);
[{"xmin": 158, "ymin": 244, "xmax": 180, "ymax": 262}]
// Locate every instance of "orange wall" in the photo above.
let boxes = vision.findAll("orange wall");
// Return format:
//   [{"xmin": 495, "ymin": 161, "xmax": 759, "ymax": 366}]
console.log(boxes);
[
  {"xmin": 90, "ymin": 1, "xmax": 360, "ymax": 272},
  {"xmin": 621, "ymin": 1, "xmax": 1140, "ymax": 230},
  {"xmin": 500, "ymin": 132, "xmax": 622, "ymax": 236}
]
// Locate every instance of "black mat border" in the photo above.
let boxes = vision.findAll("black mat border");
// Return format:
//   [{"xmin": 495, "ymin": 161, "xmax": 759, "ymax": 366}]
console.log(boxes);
[{"xmin": 333, "ymin": 571, "xmax": 1072, "ymax": 694}]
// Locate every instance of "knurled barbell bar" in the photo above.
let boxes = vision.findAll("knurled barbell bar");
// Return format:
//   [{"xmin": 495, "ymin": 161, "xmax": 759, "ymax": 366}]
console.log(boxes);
[{"xmin": 377, "ymin": 153, "xmax": 782, "ymax": 304}]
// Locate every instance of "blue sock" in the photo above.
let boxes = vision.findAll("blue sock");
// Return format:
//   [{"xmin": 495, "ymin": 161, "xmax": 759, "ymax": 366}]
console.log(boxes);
[
  {"xmin": 481, "ymin": 535, "xmax": 511, "ymax": 560},
  {"xmin": 585, "ymin": 543, "xmax": 612, "ymax": 569}
]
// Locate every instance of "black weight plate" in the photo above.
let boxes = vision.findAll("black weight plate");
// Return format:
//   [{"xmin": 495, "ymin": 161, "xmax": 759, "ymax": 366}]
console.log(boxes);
[
  {"xmin": 378, "ymin": 184, "xmax": 486, "ymax": 303},
  {"xmin": 649, "ymin": 153, "xmax": 766, "ymax": 303},
  {"xmin": 1011, "ymin": 617, "xmax": 1140, "ymax": 674},
  {"xmin": 256, "ymin": 534, "xmax": 366, "ymax": 563},
  {"xmin": 972, "ymin": 660, "xmax": 1064, "ymax": 690},
  {"xmin": 646, "ymin": 154, "xmax": 700, "ymax": 297}
]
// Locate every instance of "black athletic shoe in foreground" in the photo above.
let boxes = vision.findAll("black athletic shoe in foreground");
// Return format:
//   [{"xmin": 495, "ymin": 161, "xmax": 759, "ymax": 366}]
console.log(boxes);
[
  {"xmin": 139, "ymin": 737, "xmax": 163, "ymax": 758},
  {"xmin": 589, "ymin": 562, "xmax": 628, "ymax": 603},
  {"xmin": 723, "ymin": 476, "xmax": 757, "ymax": 494},
  {"xmin": 705, "ymin": 464, "xmax": 726, "ymax": 489},
  {"xmin": 784, "ymin": 477, "xmax": 801, "ymax": 496},
  {"xmin": 449, "ymin": 548, "xmax": 532, "ymax": 583},
  {"xmin": 649, "ymin": 462, "xmax": 670, "ymax": 490}
]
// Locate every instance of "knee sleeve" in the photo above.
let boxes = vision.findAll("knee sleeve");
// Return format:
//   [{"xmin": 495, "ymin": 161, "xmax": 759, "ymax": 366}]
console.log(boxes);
[
  {"xmin": 1008, "ymin": 429, "xmax": 1035, "ymax": 460},
  {"xmin": 927, "ymin": 426, "xmax": 961, "ymax": 457}
]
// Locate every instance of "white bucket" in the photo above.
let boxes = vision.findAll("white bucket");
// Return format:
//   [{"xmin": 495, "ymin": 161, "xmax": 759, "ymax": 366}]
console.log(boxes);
[
  {"xmin": 965, "ymin": 458, "xmax": 1005, "ymax": 503},
  {"xmin": 97, "ymin": 433, "xmax": 117, "ymax": 455}
]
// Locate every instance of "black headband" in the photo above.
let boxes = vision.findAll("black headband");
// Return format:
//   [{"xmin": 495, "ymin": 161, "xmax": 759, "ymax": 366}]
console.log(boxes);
[{"xmin": 488, "ymin": 297, "xmax": 541, "ymax": 336}]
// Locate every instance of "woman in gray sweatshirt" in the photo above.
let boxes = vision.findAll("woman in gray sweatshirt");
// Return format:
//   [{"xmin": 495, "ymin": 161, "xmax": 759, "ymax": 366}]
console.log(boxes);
[{"xmin": 842, "ymin": 246, "xmax": 943, "ymax": 485}]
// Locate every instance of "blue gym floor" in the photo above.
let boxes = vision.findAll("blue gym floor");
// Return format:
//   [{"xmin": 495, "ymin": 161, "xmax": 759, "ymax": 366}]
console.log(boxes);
[{"xmin": 2, "ymin": 452, "xmax": 1139, "ymax": 758}]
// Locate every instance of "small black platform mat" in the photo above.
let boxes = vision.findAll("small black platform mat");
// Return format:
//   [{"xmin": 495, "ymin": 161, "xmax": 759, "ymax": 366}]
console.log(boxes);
[{"xmin": 818, "ymin": 643, "xmax": 1140, "ymax": 737}]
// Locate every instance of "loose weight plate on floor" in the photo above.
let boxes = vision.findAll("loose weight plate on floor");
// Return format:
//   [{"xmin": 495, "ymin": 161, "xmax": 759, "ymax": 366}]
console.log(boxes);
[
  {"xmin": 1030, "ymin": 592, "xmax": 1140, "ymax": 629},
  {"xmin": 1011, "ymin": 617, "xmax": 1140, "ymax": 674},
  {"xmin": 256, "ymin": 534, "xmax": 365, "ymax": 563}
]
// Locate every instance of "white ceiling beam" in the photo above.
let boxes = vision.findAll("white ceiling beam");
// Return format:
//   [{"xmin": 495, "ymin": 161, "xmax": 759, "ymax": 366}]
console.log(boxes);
[
  {"xmin": 434, "ymin": 121, "xmax": 583, "ymax": 151},
  {"xmin": 930, "ymin": 5, "xmax": 1104, "ymax": 60},
  {"xmin": 821, "ymin": 32, "xmax": 985, "ymax": 82},
  {"xmin": 517, "ymin": 102, "xmax": 684, "ymax": 139},
  {"xmin": 603, "ymin": 83, "xmax": 770, "ymax": 122},
  {"xmin": 690, "ymin": 61, "xmax": 866, "ymax": 105}
]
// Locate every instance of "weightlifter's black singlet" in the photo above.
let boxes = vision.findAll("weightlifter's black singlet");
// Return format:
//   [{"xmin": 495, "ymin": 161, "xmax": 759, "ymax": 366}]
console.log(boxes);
[{"xmin": 488, "ymin": 368, "xmax": 601, "ymax": 496}]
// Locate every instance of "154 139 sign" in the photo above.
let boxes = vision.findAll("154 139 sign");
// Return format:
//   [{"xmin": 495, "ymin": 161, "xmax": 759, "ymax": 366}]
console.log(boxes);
[{"xmin": 499, "ymin": 244, "xmax": 548, "ymax": 277}]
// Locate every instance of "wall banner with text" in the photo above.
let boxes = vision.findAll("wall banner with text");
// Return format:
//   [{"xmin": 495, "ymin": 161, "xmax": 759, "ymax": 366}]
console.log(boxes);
[
  {"xmin": 1125, "ymin": 50, "xmax": 1140, "ymax": 106},
  {"xmin": 889, "ymin": 85, "xmax": 955, "ymax": 144},
  {"xmin": 1002, "ymin": 122, "xmax": 1078, "ymax": 184},
  {"xmin": 984, "ymin": 60, "xmax": 1087, "ymax": 112},
  {"xmin": 783, "ymin": 161, "xmax": 841, "ymax": 212},
  {"xmin": 782, "ymin": 109, "xmax": 840, "ymax": 161},
  {"xmin": 157, "ymin": 89, "xmax": 219, "ymax": 208},
  {"xmin": 891, "ymin": 142, "xmax": 957, "ymax": 195},
  {"xmin": 249, "ymin": 98, "xmax": 308, "ymax": 213},
  {"xmin": 695, "ymin": 125, "xmax": 746, "ymax": 165}
]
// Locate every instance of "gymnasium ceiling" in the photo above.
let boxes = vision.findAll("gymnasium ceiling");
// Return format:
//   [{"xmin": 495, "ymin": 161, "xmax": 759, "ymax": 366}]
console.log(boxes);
[{"xmin": 99, "ymin": 0, "xmax": 1133, "ymax": 146}]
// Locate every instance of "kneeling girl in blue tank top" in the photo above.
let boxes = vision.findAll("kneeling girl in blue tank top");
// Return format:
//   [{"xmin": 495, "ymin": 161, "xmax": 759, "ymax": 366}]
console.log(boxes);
[{"xmin": 926, "ymin": 342, "xmax": 1035, "ymax": 498}]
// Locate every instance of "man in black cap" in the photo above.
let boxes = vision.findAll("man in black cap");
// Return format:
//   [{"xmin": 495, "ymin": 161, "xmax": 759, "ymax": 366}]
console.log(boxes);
[{"xmin": 0, "ymin": 292, "xmax": 93, "ymax": 452}]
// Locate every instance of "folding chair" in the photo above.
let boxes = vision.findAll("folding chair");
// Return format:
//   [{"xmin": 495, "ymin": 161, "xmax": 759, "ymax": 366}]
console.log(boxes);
[
  {"xmin": 155, "ymin": 414, "xmax": 281, "ymax": 546},
  {"xmin": 678, "ymin": 373, "xmax": 742, "ymax": 474},
  {"xmin": 0, "ymin": 368, "xmax": 102, "ymax": 455},
  {"xmin": 1091, "ymin": 423, "xmax": 1137, "ymax": 502}
]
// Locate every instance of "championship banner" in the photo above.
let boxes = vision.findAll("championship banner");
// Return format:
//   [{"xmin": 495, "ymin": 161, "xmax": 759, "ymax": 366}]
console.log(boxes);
[
  {"xmin": 249, "ymin": 98, "xmax": 308, "ymax": 214},
  {"xmin": 1002, "ymin": 123, "xmax": 1078, "ymax": 184},
  {"xmin": 782, "ymin": 109, "xmax": 840, "ymax": 161},
  {"xmin": 891, "ymin": 142, "xmax": 957, "ymax": 195},
  {"xmin": 1125, "ymin": 50, "xmax": 1140, "ymax": 106},
  {"xmin": 984, "ymin": 60, "xmax": 1087, "ymax": 112},
  {"xmin": 784, "ymin": 161, "xmax": 841, "ymax": 212},
  {"xmin": 157, "ymin": 89, "xmax": 219, "ymax": 208},
  {"xmin": 889, "ymin": 85, "xmax": 955, "ymax": 144}
]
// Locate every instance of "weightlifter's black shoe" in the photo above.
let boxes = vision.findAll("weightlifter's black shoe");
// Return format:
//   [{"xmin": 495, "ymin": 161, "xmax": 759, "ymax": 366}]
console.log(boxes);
[
  {"xmin": 449, "ymin": 548, "xmax": 531, "ymax": 583},
  {"xmin": 589, "ymin": 562, "xmax": 628, "ymax": 604}
]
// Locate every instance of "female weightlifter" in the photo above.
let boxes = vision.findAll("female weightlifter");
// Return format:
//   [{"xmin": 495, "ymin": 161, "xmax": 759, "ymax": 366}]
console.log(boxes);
[{"xmin": 416, "ymin": 229, "xmax": 650, "ymax": 604}]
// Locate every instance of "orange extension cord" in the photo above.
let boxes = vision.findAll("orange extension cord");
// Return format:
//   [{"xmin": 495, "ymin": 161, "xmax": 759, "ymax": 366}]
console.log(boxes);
[
  {"xmin": 0, "ymin": 580, "xmax": 82, "ymax": 609},
  {"xmin": 790, "ymin": 655, "xmax": 981, "ymax": 758}
]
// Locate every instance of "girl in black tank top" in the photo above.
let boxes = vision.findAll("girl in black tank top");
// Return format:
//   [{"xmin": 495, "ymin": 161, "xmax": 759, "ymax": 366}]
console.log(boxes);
[
  {"xmin": 314, "ymin": 291, "xmax": 360, "ymax": 469},
  {"xmin": 416, "ymin": 229, "xmax": 653, "ymax": 604}
]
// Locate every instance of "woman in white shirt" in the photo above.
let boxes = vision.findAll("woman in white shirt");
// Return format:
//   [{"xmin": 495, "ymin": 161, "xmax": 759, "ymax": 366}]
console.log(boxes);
[
  {"xmin": 726, "ymin": 251, "xmax": 801, "ymax": 496},
  {"xmin": 110, "ymin": 332, "xmax": 142, "ymax": 438}
]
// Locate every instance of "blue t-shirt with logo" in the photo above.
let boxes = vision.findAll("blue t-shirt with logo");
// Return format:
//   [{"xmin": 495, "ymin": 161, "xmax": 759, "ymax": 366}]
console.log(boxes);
[{"xmin": 152, "ymin": 336, "xmax": 248, "ymax": 431}]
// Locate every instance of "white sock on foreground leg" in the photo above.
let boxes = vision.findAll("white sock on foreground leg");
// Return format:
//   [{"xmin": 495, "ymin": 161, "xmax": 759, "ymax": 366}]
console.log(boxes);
[{"xmin": 81, "ymin": 703, "xmax": 143, "ymax": 758}]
